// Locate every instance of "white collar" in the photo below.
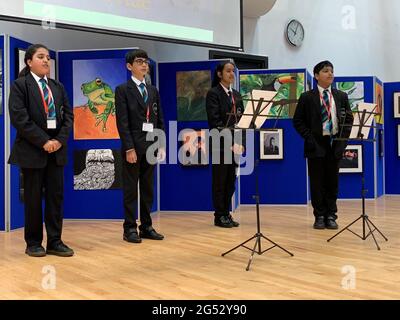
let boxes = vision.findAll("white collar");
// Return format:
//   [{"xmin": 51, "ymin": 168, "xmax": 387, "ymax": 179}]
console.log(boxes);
[
  {"xmin": 317, "ymin": 85, "xmax": 332, "ymax": 95},
  {"xmin": 31, "ymin": 71, "xmax": 48, "ymax": 84},
  {"xmin": 131, "ymin": 76, "xmax": 146, "ymax": 87},
  {"xmin": 220, "ymin": 83, "xmax": 232, "ymax": 95}
]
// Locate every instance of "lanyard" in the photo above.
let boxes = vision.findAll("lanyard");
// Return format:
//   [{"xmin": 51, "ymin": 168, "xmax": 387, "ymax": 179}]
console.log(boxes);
[
  {"xmin": 38, "ymin": 82, "xmax": 54, "ymax": 115},
  {"xmin": 231, "ymin": 92, "xmax": 236, "ymax": 114},
  {"xmin": 146, "ymin": 104, "xmax": 150, "ymax": 123},
  {"xmin": 320, "ymin": 90, "xmax": 333, "ymax": 119}
]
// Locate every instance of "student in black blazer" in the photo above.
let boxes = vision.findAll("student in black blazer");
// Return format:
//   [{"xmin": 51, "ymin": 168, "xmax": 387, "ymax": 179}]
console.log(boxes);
[
  {"xmin": 206, "ymin": 61, "xmax": 245, "ymax": 228},
  {"xmin": 293, "ymin": 61, "xmax": 354, "ymax": 230},
  {"xmin": 115, "ymin": 49, "xmax": 165, "ymax": 243},
  {"xmin": 8, "ymin": 44, "xmax": 74, "ymax": 257}
]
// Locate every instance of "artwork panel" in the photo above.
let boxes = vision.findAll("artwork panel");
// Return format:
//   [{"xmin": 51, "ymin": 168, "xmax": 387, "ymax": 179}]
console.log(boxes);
[{"xmin": 176, "ymin": 70, "xmax": 211, "ymax": 121}]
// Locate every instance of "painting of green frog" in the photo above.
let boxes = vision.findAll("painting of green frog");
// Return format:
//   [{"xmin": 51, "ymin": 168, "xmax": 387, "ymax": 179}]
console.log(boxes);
[{"xmin": 81, "ymin": 78, "xmax": 115, "ymax": 132}]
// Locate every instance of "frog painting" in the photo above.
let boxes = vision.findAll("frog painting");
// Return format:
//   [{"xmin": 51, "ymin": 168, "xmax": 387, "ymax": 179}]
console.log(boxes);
[{"xmin": 73, "ymin": 58, "xmax": 126, "ymax": 140}]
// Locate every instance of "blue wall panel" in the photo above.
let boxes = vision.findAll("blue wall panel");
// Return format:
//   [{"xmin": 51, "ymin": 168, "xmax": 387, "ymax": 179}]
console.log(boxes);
[
  {"xmin": 59, "ymin": 49, "xmax": 158, "ymax": 219},
  {"xmin": 158, "ymin": 60, "xmax": 231, "ymax": 211},
  {"xmin": 375, "ymin": 77, "xmax": 384, "ymax": 197},
  {"xmin": 334, "ymin": 77, "xmax": 376, "ymax": 199},
  {"xmin": 238, "ymin": 69, "xmax": 308, "ymax": 205},
  {"xmin": 383, "ymin": 82, "xmax": 400, "ymax": 194},
  {"xmin": 0, "ymin": 35, "xmax": 5, "ymax": 231}
]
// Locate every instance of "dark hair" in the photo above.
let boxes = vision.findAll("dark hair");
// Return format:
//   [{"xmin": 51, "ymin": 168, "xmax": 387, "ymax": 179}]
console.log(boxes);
[
  {"xmin": 125, "ymin": 49, "xmax": 149, "ymax": 64},
  {"xmin": 18, "ymin": 44, "xmax": 49, "ymax": 78},
  {"xmin": 211, "ymin": 60, "xmax": 236, "ymax": 87},
  {"xmin": 269, "ymin": 137, "xmax": 275, "ymax": 145},
  {"xmin": 313, "ymin": 60, "xmax": 334, "ymax": 76}
]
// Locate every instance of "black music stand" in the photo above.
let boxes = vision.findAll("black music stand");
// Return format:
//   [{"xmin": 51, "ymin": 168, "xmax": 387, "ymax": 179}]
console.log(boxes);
[
  {"xmin": 221, "ymin": 91, "xmax": 294, "ymax": 271},
  {"xmin": 327, "ymin": 106, "xmax": 388, "ymax": 250}
]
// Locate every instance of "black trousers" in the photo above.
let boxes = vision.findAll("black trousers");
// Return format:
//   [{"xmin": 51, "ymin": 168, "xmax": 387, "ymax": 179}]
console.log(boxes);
[
  {"xmin": 21, "ymin": 154, "xmax": 64, "ymax": 247},
  {"xmin": 307, "ymin": 139, "xmax": 340, "ymax": 219},
  {"xmin": 122, "ymin": 152, "xmax": 155, "ymax": 232},
  {"xmin": 212, "ymin": 163, "xmax": 237, "ymax": 217}
]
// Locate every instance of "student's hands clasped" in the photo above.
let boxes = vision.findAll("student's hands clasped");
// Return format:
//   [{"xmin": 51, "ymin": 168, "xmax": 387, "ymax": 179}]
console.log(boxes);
[
  {"xmin": 43, "ymin": 140, "xmax": 62, "ymax": 153},
  {"xmin": 231, "ymin": 144, "xmax": 245, "ymax": 155}
]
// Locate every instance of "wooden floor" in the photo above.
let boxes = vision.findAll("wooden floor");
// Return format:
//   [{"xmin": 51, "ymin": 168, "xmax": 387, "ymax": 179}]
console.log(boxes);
[{"xmin": 1, "ymin": 196, "xmax": 399, "ymax": 300}]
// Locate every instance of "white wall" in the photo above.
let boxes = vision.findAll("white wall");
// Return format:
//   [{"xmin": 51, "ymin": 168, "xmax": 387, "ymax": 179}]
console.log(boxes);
[
  {"xmin": 243, "ymin": 0, "xmax": 398, "ymax": 81},
  {"xmin": 2, "ymin": 0, "xmax": 400, "ymax": 81},
  {"xmin": 0, "ymin": 20, "xmax": 209, "ymax": 63}
]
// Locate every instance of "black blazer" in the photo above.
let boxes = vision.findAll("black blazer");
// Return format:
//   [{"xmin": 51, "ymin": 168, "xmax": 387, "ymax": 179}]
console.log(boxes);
[
  {"xmin": 293, "ymin": 88, "xmax": 354, "ymax": 159},
  {"xmin": 8, "ymin": 73, "xmax": 73, "ymax": 168},
  {"xmin": 115, "ymin": 79, "xmax": 165, "ymax": 155},
  {"xmin": 206, "ymin": 85, "xmax": 244, "ymax": 130},
  {"xmin": 206, "ymin": 85, "xmax": 245, "ymax": 153}
]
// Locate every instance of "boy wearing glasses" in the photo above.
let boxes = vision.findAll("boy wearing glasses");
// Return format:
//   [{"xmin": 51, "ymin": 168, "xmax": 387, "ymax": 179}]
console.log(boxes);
[{"xmin": 115, "ymin": 49, "xmax": 166, "ymax": 243}]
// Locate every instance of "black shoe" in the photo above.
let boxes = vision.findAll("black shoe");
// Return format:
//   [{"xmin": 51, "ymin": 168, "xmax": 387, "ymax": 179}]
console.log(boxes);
[
  {"xmin": 139, "ymin": 227, "xmax": 164, "ymax": 240},
  {"xmin": 313, "ymin": 216, "xmax": 325, "ymax": 229},
  {"xmin": 326, "ymin": 218, "xmax": 338, "ymax": 230},
  {"xmin": 214, "ymin": 216, "xmax": 234, "ymax": 228},
  {"xmin": 25, "ymin": 245, "xmax": 46, "ymax": 257},
  {"xmin": 228, "ymin": 215, "xmax": 240, "ymax": 227},
  {"xmin": 123, "ymin": 230, "xmax": 142, "ymax": 243},
  {"xmin": 46, "ymin": 242, "xmax": 74, "ymax": 257}
]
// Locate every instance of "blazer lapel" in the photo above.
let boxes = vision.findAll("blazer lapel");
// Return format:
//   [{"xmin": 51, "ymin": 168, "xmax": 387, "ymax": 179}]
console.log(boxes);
[
  {"xmin": 127, "ymin": 79, "xmax": 146, "ymax": 109},
  {"xmin": 48, "ymin": 79, "xmax": 62, "ymax": 122},
  {"xmin": 311, "ymin": 89, "xmax": 322, "ymax": 122},
  {"xmin": 332, "ymin": 89, "xmax": 342, "ymax": 121},
  {"xmin": 26, "ymin": 73, "xmax": 47, "ymax": 121}
]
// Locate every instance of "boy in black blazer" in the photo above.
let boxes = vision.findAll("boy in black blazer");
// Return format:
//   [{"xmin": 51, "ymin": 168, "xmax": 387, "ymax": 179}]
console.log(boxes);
[
  {"xmin": 115, "ymin": 49, "xmax": 165, "ymax": 243},
  {"xmin": 293, "ymin": 61, "xmax": 354, "ymax": 229}
]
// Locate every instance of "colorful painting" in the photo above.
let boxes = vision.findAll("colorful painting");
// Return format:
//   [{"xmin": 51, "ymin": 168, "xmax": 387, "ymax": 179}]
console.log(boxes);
[
  {"xmin": 179, "ymin": 129, "xmax": 208, "ymax": 166},
  {"xmin": 240, "ymin": 72, "xmax": 305, "ymax": 119},
  {"xmin": 336, "ymin": 81, "xmax": 364, "ymax": 112},
  {"xmin": 74, "ymin": 149, "xmax": 122, "ymax": 190},
  {"xmin": 176, "ymin": 70, "xmax": 211, "ymax": 121},
  {"xmin": 73, "ymin": 58, "xmax": 126, "ymax": 139},
  {"xmin": 260, "ymin": 129, "xmax": 284, "ymax": 160},
  {"xmin": 375, "ymin": 82, "xmax": 384, "ymax": 124},
  {"xmin": 339, "ymin": 145, "xmax": 363, "ymax": 173}
]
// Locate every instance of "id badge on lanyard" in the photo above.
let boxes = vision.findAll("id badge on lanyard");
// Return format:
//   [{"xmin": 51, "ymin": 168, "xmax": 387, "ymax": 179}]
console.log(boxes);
[
  {"xmin": 142, "ymin": 104, "xmax": 154, "ymax": 132},
  {"xmin": 39, "ymin": 84, "xmax": 57, "ymax": 129}
]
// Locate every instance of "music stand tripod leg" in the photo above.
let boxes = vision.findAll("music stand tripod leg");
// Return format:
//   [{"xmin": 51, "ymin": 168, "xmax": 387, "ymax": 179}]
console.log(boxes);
[
  {"xmin": 365, "ymin": 217, "xmax": 388, "ymax": 242},
  {"xmin": 221, "ymin": 234, "xmax": 257, "ymax": 257},
  {"xmin": 327, "ymin": 215, "xmax": 363, "ymax": 242},
  {"xmin": 261, "ymin": 234, "xmax": 294, "ymax": 256}
]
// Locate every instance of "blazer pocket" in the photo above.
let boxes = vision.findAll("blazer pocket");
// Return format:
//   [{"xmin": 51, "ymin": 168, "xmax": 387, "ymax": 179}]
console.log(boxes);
[{"xmin": 305, "ymin": 136, "xmax": 316, "ymax": 151}]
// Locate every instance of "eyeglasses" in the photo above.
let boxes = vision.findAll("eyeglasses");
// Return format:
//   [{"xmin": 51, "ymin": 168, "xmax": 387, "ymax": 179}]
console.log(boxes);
[{"xmin": 134, "ymin": 59, "xmax": 149, "ymax": 65}]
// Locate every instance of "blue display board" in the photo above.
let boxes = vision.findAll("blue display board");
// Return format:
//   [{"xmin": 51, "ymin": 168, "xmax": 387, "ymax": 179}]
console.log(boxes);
[
  {"xmin": 0, "ymin": 35, "xmax": 5, "ymax": 231},
  {"xmin": 8, "ymin": 37, "xmax": 57, "ymax": 230},
  {"xmin": 375, "ymin": 77, "xmax": 384, "ymax": 197},
  {"xmin": 333, "ymin": 76, "xmax": 376, "ymax": 199},
  {"xmin": 59, "ymin": 48, "xmax": 158, "ymax": 219},
  {"xmin": 383, "ymin": 82, "xmax": 400, "ymax": 194},
  {"xmin": 238, "ymin": 69, "xmax": 309, "ymax": 205},
  {"xmin": 158, "ymin": 59, "xmax": 240, "ymax": 211}
]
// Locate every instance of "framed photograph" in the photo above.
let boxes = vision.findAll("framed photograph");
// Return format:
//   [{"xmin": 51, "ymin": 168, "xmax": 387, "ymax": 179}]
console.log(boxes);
[
  {"xmin": 260, "ymin": 129, "xmax": 283, "ymax": 160},
  {"xmin": 394, "ymin": 93, "xmax": 400, "ymax": 118},
  {"xmin": 179, "ymin": 129, "xmax": 208, "ymax": 166},
  {"xmin": 339, "ymin": 145, "xmax": 363, "ymax": 173}
]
